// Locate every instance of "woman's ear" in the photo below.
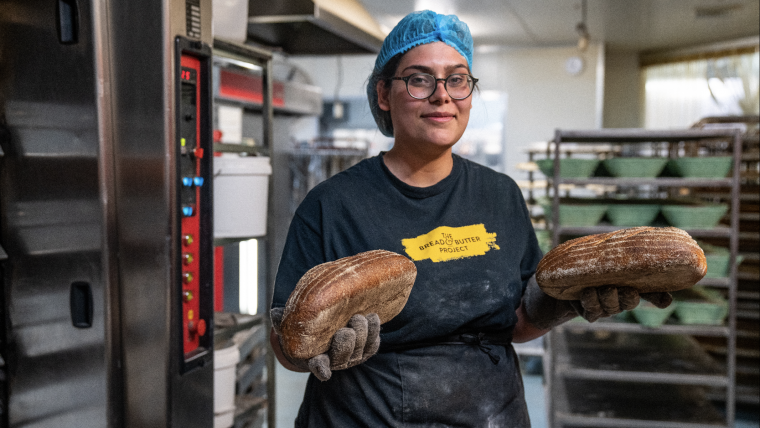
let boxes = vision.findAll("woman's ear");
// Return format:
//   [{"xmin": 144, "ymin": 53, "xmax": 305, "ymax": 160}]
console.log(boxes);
[{"xmin": 377, "ymin": 80, "xmax": 391, "ymax": 112}]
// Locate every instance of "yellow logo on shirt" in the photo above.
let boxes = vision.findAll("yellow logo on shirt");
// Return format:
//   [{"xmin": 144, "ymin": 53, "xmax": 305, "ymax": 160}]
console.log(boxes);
[{"xmin": 402, "ymin": 224, "xmax": 499, "ymax": 263}]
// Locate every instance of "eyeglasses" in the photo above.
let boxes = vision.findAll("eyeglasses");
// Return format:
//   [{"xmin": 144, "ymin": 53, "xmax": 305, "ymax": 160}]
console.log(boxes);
[{"xmin": 391, "ymin": 73, "xmax": 478, "ymax": 100}]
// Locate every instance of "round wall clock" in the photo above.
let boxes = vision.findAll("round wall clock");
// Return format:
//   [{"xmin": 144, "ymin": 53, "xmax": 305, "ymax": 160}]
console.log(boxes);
[{"xmin": 564, "ymin": 56, "xmax": 585, "ymax": 76}]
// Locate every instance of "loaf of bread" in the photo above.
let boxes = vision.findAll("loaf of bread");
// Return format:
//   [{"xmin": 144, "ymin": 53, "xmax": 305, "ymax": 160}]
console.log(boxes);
[
  {"xmin": 536, "ymin": 227, "xmax": 706, "ymax": 300},
  {"xmin": 280, "ymin": 250, "xmax": 417, "ymax": 360}
]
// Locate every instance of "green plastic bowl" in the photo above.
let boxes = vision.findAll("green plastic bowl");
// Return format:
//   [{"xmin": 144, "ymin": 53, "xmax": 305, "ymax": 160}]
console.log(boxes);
[
  {"xmin": 673, "ymin": 287, "xmax": 728, "ymax": 325},
  {"xmin": 540, "ymin": 201, "xmax": 608, "ymax": 227},
  {"xmin": 631, "ymin": 301, "xmax": 676, "ymax": 327},
  {"xmin": 668, "ymin": 156, "xmax": 733, "ymax": 178},
  {"xmin": 661, "ymin": 204, "xmax": 728, "ymax": 228},
  {"xmin": 606, "ymin": 204, "xmax": 661, "ymax": 226},
  {"xmin": 534, "ymin": 229, "xmax": 552, "ymax": 254},
  {"xmin": 702, "ymin": 245, "xmax": 745, "ymax": 278},
  {"xmin": 674, "ymin": 300, "xmax": 728, "ymax": 325},
  {"xmin": 603, "ymin": 157, "xmax": 669, "ymax": 178},
  {"xmin": 535, "ymin": 158, "xmax": 600, "ymax": 178}
]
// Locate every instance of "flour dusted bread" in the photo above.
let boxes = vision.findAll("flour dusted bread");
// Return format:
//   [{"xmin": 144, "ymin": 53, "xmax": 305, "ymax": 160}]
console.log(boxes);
[
  {"xmin": 536, "ymin": 227, "xmax": 706, "ymax": 300},
  {"xmin": 280, "ymin": 250, "xmax": 417, "ymax": 360}
]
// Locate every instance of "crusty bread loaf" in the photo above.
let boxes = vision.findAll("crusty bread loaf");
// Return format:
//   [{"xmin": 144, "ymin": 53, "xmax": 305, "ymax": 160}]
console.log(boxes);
[
  {"xmin": 536, "ymin": 227, "xmax": 706, "ymax": 300},
  {"xmin": 280, "ymin": 250, "xmax": 417, "ymax": 360}
]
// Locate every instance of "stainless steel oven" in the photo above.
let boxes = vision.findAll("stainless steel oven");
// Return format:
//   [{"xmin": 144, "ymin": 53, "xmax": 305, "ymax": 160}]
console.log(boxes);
[{"xmin": 0, "ymin": 0, "xmax": 215, "ymax": 426}]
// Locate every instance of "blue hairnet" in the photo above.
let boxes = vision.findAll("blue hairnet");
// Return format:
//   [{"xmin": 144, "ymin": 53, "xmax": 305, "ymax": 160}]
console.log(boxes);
[{"xmin": 367, "ymin": 10, "xmax": 474, "ymax": 137}]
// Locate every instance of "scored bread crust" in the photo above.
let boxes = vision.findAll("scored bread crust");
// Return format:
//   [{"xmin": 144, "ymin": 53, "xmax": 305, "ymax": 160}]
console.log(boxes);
[
  {"xmin": 280, "ymin": 250, "xmax": 417, "ymax": 360},
  {"xmin": 536, "ymin": 227, "xmax": 706, "ymax": 300}
]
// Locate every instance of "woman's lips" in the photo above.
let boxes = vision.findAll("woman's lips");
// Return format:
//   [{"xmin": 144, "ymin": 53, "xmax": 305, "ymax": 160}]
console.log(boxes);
[{"xmin": 422, "ymin": 112, "xmax": 454, "ymax": 123}]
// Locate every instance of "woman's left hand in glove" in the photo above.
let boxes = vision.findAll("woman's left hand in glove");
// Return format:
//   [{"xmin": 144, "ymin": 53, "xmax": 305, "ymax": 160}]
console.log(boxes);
[
  {"xmin": 522, "ymin": 274, "xmax": 673, "ymax": 330},
  {"xmin": 570, "ymin": 285, "xmax": 673, "ymax": 322}
]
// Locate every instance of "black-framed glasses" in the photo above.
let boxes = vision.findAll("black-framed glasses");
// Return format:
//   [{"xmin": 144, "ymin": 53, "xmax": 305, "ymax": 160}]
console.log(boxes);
[{"xmin": 391, "ymin": 73, "xmax": 478, "ymax": 100}]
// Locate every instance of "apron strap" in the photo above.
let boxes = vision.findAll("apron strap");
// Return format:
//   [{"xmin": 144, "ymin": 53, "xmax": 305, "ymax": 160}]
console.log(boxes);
[{"xmin": 379, "ymin": 331, "xmax": 513, "ymax": 365}]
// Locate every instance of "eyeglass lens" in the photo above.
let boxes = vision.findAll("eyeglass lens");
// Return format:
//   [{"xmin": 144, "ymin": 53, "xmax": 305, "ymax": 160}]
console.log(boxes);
[{"xmin": 407, "ymin": 73, "xmax": 475, "ymax": 100}]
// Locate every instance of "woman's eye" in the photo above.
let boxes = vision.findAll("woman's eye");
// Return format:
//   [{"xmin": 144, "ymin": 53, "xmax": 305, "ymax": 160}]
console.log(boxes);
[
  {"xmin": 409, "ymin": 75, "xmax": 431, "ymax": 86},
  {"xmin": 448, "ymin": 76, "xmax": 465, "ymax": 86}
]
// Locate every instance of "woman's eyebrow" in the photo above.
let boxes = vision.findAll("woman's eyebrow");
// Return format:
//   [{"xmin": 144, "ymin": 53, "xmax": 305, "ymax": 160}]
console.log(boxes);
[{"xmin": 400, "ymin": 63, "xmax": 470, "ymax": 74}]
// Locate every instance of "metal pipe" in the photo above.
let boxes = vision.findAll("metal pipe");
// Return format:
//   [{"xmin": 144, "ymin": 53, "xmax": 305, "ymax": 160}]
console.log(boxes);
[
  {"xmin": 726, "ymin": 129, "xmax": 742, "ymax": 426},
  {"xmin": 263, "ymin": 54, "xmax": 278, "ymax": 428}
]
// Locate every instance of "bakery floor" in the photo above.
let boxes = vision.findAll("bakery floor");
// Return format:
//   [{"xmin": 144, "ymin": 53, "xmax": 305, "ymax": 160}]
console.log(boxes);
[{"xmin": 270, "ymin": 354, "xmax": 759, "ymax": 428}]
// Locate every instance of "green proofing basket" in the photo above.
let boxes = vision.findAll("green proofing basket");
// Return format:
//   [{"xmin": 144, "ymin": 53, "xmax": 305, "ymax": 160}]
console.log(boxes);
[
  {"xmin": 631, "ymin": 301, "xmax": 676, "ymax": 327},
  {"xmin": 673, "ymin": 288, "xmax": 728, "ymax": 325},
  {"xmin": 661, "ymin": 203, "xmax": 728, "ymax": 228},
  {"xmin": 539, "ymin": 199, "xmax": 608, "ymax": 227},
  {"xmin": 667, "ymin": 156, "xmax": 733, "ymax": 178},
  {"xmin": 558, "ymin": 204, "xmax": 608, "ymax": 226},
  {"xmin": 602, "ymin": 157, "xmax": 669, "ymax": 178},
  {"xmin": 700, "ymin": 243, "xmax": 745, "ymax": 278},
  {"xmin": 606, "ymin": 204, "xmax": 661, "ymax": 227},
  {"xmin": 534, "ymin": 229, "xmax": 552, "ymax": 254},
  {"xmin": 535, "ymin": 158, "xmax": 600, "ymax": 178}
]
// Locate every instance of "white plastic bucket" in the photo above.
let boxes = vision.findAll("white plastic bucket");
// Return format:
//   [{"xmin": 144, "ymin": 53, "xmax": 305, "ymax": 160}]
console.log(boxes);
[
  {"xmin": 212, "ymin": 0, "xmax": 248, "ymax": 43},
  {"xmin": 214, "ymin": 343, "xmax": 240, "ymax": 427},
  {"xmin": 213, "ymin": 155, "xmax": 272, "ymax": 239},
  {"xmin": 214, "ymin": 409, "xmax": 234, "ymax": 428}
]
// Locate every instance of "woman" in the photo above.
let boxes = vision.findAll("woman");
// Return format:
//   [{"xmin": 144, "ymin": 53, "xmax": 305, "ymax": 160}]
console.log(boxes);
[{"xmin": 270, "ymin": 10, "xmax": 671, "ymax": 427}]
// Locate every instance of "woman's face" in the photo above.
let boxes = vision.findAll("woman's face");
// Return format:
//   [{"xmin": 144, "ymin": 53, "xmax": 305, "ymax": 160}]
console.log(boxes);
[{"xmin": 377, "ymin": 42, "xmax": 473, "ymax": 153}]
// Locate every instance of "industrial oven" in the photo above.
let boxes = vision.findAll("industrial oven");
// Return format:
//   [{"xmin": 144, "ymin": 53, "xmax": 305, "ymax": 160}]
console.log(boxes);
[{"xmin": 0, "ymin": 0, "xmax": 216, "ymax": 426}]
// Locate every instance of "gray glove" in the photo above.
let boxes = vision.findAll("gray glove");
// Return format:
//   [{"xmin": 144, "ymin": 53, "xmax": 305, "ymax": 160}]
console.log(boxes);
[
  {"xmin": 270, "ymin": 307, "xmax": 381, "ymax": 381},
  {"xmin": 522, "ymin": 274, "xmax": 673, "ymax": 330}
]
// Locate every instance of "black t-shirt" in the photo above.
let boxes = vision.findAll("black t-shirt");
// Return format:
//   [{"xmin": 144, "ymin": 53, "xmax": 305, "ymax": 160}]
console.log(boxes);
[
  {"xmin": 273, "ymin": 154, "xmax": 542, "ymax": 427},
  {"xmin": 274, "ymin": 154, "xmax": 541, "ymax": 342}
]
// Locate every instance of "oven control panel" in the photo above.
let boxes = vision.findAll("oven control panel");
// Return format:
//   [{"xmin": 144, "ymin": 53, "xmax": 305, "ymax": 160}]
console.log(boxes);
[{"xmin": 177, "ymin": 39, "xmax": 212, "ymax": 372}]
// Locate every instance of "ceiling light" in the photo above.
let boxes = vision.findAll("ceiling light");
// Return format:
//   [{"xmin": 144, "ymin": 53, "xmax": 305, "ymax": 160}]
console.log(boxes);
[
  {"xmin": 576, "ymin": 22, "xmax": 589, "ymax": 51},
  {"xmin": 576, "ymin": 0, "xmax": 590, "ymax": 52}
]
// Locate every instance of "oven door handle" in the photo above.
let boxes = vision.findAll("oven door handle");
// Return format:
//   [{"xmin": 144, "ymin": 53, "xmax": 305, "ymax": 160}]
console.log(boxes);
[
  {"xmin": 56, "ymin": 0, "xmax": 80, "ymax": 44},
  {"xmin": 70, "ymin": 281, "xmax": 93, "ymax": 328}
]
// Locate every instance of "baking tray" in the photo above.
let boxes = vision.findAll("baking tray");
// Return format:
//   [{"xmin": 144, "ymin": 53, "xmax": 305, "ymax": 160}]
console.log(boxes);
[
  {"xmin": 555, "ymin": 330, "xmax": 724, "ymax": 385},
  {"xmin": 554, "ymin": 378, "xmax": 726, "ymax": 427}
]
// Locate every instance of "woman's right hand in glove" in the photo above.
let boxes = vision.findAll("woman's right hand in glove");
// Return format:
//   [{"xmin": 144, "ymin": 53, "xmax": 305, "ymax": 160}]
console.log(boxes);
[{"xmin": 270, "ymin": 307, "xmax": 381, "ymax": 381}]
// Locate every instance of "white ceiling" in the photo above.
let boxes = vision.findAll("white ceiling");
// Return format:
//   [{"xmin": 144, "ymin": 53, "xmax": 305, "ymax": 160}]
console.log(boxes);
[{"xmin": 357, "ymin": 0, "xmax": 760, "ymax": 53}]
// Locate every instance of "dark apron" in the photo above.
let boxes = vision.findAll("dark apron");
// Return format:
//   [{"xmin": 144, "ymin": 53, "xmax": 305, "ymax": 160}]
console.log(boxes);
[{"xmin": 294, "ymin": 334, "xmax": 531, "ymax": 428}]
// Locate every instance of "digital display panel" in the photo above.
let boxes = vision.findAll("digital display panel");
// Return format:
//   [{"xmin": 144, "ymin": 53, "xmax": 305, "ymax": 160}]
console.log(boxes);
[{"xmin": 181, "ymin": 82, "xmax": 196, "ymax": 106}]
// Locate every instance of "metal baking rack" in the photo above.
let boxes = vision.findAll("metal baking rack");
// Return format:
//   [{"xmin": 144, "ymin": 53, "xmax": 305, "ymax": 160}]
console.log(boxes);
[{"xmin": 542, "ymin": 127, "xmax": 742, "ymax": 428}]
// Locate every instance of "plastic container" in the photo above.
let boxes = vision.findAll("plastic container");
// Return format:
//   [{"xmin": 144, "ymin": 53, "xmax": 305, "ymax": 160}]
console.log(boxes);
[
  {"xmin": 534, "ymin": 229, "xmax": 552, "ymax": 254},
  {"xmin": 606, "ymin": 204, "xmax": 661, "ymax": 227},
  {"xmin": 558, "ymin": 204, "xmax": 608, "ymax": 226},
  {"xmin": 667, "ymin": 156, "xmax": 733, "ymax": 178},
  {"xmin": 538, "ymin": 198, "xmax": 608, "ymax": 227},
  {"xmin": 631, "ymin": 301, "xmax": 676, "ymax": 327},
  {"xmin": 214, "ymin": 342, "xmax": 240, "ymax": 428},
  {"xmin": 535, "ymin": 158, "xmax": 600, "ymax": 178},
  {"xmin": 213, "ymin": 155, "xmax": 272, "ymax": 239},
  {"xmin": 603, "ymin": 157, "xmax": 668, "ymax": 178},
  {"xmin": 214, "ymin": 409, "xmax": 234, "ymax": 428},
  {"xmin": 212, "ymin": 0, "xmax": 249, "ymax": 43},
  {"xmin": 672, "ymin": 287, "xmax": 728, "ymax": 325},
  {"xmin": 700, "ymin": 242, "xmax": 745, "ymax": 278},
  {"xmin": 661, "ymin": 203, "xmax": 728, "ymax": 229}
]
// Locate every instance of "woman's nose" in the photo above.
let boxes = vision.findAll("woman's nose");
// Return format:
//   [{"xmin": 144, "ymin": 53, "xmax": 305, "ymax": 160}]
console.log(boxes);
[{"xmin": 428, "ymin": 79, "xmax": 451, "ymax": 103}]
